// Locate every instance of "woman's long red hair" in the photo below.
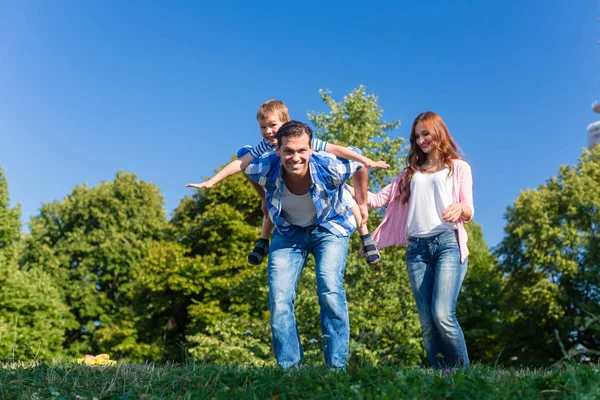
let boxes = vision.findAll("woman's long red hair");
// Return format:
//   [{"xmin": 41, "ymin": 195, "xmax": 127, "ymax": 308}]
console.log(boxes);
[{"xmin": 399, "ymin": 112, "xmax": 461, "ymax": 204}]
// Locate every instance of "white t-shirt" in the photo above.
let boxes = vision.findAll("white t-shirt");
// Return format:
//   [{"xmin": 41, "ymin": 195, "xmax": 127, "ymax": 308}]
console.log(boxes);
[
  {"xmin": 281, "ymin": 184, "xmax": 317, "ymax": 227},
  {"xmin": 406, "ymin": 168, "xmax": 456, "ymax": 238}
]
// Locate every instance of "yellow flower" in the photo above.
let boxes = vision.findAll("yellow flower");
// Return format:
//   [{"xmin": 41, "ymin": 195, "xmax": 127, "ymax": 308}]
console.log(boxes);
[{"xmin": 76, "ymin": 354, "xmax": 116, "ymax": 366}]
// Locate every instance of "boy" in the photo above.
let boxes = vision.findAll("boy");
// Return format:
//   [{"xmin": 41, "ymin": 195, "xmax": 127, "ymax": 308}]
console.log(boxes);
[{"xmin": 186, "ymin": 99, "xmax": 387, "ymax": 265}]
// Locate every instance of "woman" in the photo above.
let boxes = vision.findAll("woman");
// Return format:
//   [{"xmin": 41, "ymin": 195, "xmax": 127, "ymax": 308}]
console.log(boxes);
[{"xmin": 369, "ymin": 111, "xmax": 473, "ymax": 369}]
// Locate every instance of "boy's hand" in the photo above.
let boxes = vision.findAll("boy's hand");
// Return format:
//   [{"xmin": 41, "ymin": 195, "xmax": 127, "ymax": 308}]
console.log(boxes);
[
  {"xmin": 364, "ymin": 159, "xmax": 389, "ymax": 169},
  {"xmin": 186, "ymin": 181, "xmax": 214, "ymax": 189}
]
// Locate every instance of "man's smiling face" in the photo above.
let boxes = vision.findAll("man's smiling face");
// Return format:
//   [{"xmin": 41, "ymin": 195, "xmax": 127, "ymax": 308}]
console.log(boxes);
[{"xmin": 276, "ymin": 132, "xmax": 312, "ymax": 178}]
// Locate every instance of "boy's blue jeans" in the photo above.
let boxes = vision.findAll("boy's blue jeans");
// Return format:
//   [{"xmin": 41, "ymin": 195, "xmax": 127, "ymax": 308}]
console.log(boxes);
[
  {"xmin": 268, "ymin": 226, "xmax": 350, "ymax": 369},
  {"xmin": 406, "ymin": 230, "xmax": 470, "ymax": 368}
]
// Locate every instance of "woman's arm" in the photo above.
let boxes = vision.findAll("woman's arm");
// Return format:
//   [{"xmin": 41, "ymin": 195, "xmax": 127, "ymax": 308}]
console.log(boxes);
[
  {"xmin": 346, "ymin": 172, "xmax": 400, "ymax": 209},
  {"xmin": 458, "ymin": 162, "xmax": 474, "ymax": 222},
  {"xmin": 442, "ymin": 162, "xmax": 474, "ymax": 223},
  {"xmin": 367, "ymin": 183, "xmax": 394, "ymax": 209},
  {"xmin": 345, "ymin": 182, "xmax": 394, "ymax": 209}
]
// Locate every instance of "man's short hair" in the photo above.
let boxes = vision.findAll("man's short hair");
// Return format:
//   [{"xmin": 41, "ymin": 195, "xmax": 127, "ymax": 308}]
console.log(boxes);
[
  {"xmin": 256, "ymin": 99, "xmax": 291, "ymax": 123},
  {"xmin": 277, "ymin": 121, "xmax": 313, "ymax": 148}
]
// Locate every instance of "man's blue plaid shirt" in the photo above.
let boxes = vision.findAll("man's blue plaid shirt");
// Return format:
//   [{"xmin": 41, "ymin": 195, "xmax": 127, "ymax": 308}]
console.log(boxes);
[{"xmin": 244, "ymin": 148, "xmax": 364, "ymax": 238}]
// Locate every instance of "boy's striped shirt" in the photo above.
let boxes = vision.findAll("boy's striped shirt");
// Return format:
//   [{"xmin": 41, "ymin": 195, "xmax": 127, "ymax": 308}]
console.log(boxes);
[{"xmin": 248, "ymin": 138, "xmax": 328, "ymax": 159}]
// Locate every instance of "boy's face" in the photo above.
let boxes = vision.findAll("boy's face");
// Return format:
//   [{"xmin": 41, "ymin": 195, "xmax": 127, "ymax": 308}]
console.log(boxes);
[{"xmin": 258, "ymin": 114, "xmax": 285, "ymax": 145}]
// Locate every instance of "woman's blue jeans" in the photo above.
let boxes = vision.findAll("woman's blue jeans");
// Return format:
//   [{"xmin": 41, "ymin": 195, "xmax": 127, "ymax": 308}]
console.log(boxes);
[
  {"xmin": 406, "ymin": 230, "xmax": 470, "ymax": 368},
  {"xmin": 268, "ymin": 226, "xmax": 350, "ymax": 369}
]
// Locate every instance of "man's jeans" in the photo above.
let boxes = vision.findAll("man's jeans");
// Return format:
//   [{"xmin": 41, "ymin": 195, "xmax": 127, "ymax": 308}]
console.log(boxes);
[
  {"xmin": 268, "ymin": 226, "xmax": 350, "ymax": 369},
  {"xmin": 406, "ymin": 230, "xmax": 470, "ymax": 368}
]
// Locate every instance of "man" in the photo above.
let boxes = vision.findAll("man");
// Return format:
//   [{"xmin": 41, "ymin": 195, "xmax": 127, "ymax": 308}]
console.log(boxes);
[{"xmin": 244, "ymin": 120, "xmax": 368, "ymax": 369}]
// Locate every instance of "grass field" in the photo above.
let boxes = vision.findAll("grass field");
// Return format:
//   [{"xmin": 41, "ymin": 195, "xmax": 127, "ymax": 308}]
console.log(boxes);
[{"xmin": 0, "ymin": 360, "xmax": 598, "ymax": 399}]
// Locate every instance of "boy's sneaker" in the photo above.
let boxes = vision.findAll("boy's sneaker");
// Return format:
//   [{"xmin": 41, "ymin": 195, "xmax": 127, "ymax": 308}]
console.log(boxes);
[
  {"xmin": 248, "ymin": 238, "xmax": 269, "ymax": 265},
  {"xmin": 360, "ymin": 234, "xmax": 380, "ymax": 264}
]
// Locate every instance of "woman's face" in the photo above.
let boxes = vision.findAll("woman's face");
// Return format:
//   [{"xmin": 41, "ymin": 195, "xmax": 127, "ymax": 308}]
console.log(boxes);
[{"xmin": 413, "ymin": 121, "xmax": 435, "ymax": 154}]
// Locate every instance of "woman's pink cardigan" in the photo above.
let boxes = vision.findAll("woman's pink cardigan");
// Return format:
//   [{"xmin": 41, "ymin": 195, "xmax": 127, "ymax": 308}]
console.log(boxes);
[{"xmin": 368, "ymin": 159, "xmax": 474, "ymax": 262}]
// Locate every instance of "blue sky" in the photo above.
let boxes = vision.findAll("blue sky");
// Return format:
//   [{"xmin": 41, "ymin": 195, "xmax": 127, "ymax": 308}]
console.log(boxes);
[{"xmin": 1, "ymin": 1, "xmax": 599, "ymax": 248}]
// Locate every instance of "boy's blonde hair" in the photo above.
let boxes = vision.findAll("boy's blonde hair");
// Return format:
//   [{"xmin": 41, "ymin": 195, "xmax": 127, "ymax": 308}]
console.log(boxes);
[{"xmin": 256, "ymin": 99, "xmax": 290, "ymax": 123}]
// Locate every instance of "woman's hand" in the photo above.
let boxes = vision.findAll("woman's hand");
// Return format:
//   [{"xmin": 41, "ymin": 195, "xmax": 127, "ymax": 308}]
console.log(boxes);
[{"xmin": 442, "ymin": 202, "xmax": 464, "ymax": 222}]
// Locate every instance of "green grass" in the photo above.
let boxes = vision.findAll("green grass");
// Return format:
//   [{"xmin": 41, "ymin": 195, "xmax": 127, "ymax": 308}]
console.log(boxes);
[{"xmin": 0, "ymin": 360, "xmax": 598, "ymax": 399}]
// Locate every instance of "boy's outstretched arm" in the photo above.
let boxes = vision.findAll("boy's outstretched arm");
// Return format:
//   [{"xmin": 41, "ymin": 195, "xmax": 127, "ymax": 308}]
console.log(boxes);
[
  {"xmin": 186, "ymin": 153, "xmax": 255, "ymax": 189},
  {"xmin": 326, "ymin": 144, "xmax": 389, "ymax": 169}
]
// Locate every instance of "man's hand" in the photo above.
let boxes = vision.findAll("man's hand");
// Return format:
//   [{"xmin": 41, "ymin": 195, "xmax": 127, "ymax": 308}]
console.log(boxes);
[
  {"xmin": 186, "ymin": 181, "xmax": 214, "ymax": 189},
  {"xmin": 363, "ymin": 159, "xmax": 390, "ymax": 169},
  {"xmin": 358, "ymin": 204, "xmax": 369, "ymax": 228}
]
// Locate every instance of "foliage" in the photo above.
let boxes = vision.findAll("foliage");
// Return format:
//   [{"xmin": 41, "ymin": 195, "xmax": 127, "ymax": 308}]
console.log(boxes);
[
  {"xmin": 3, "ymin": 87, "xmax": 512, "ymax": 366},
  {"xmin": 345, "ymin": 243, "xmax": 423, "ymax": 365},
  {"xmin": 496, "ymin": 147, "xmax": 600, "ymax": 365},
  {"xmin": 0, "ymin": 361, "xmax": 598, "ymax": 399},
  {"xmin": 297, "ymin": 87, "xmax": 422, "ymax": 365},
  {"xmin": 0, "ymin": 254, "xmax": 77, "ymax": 361},
  {"xmin": 0, "ymin": 167, "xmax": 74, "ymax": 361},
  {"xmin": 169, "ymin": 86, "xmax": 418, "ymax": 365},
  {"xmin": 168, "ymin": 169, "xmax": 270, "ymax": 362},
  {"xmin": 21, "ymin": 171, "xmax": 168, "ymax": 359},
  {"xmin": 280, "ymin": 241, "xmax": 423, "ymax": 367},
  {"xmin": 458, "ymin": 221, "xmax": 504, "ymax": 364},
  {"xmin": 308, "ymin": 85, "xmax": 404, "ymax": 190},
  {"xmin": 0, "ymin": 167, "xmax": 20, "ymax": 252}
]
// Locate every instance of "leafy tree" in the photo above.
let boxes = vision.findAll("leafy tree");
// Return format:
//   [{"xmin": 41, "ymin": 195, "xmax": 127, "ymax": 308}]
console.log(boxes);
[
  {"xmin": 308, "ymin": 85, "xmax": 404, "ymax": 189},
  {"xmin": 129, "ymin": 240, "xmax": 201, "ymax": 362},
  {"xmin": 0, "ymin": 167, "xmax": 74, "ymax": 360},
  {"xmin": 22, "ymin": 171, "xmax": 168, "ymax": 359},
  {"xmin": 0, "ymin": 167, "xmax": 20, "ymax": 252},
  {"xmin": 289, "ymin": 243, "xmax": 424, "ymax": 366},
  {"xmin": 496, "ymin": 147, "xmax": 600, "ymax": 365},
  {"xmin": 0, "ymin": 259, "xmax": 77, "ymax": 360},
  {"xmin": 164, "ymin": 86, "xmax": 415, "ymax": 365},
  {"xmin": 169, "ymin": 169, "xmax": 271, "ymax": 363},
  {"xmin": 288, "ymin": 87, "xmax": 423, "ymax": 365},
  {"xmin": 457, "ymin": 222, "xmax": 504, "ymax": 364}
]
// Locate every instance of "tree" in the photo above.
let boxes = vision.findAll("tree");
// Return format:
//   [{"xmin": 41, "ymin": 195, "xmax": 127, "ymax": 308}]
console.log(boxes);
[
  {"xmin": 307, "ymin": 88, "xmax": 508, "ymax": 366},
  {"xmin": 295, "ymin": 244, "xmax": 425, "ymax": 366},
  {"xmin": 22, "ymin": 171, "xmax": 168, "ymax": 359},
  {"xmin": 308, "ymin": 85, "xmax": 404, "ymax": 189},
  {"xmin": 167, "ymin": 86, "xmax": 417, "ymax": 365},
  {"xmin": 0, "ymin": 259, "xmax": 77, "ymax": 360},
  {"xmin": 0, "ymin": 167, "xmax": 20, "ymax": 252},
  {"xmin": 169, "ymin": 168, "xmax": 272, "ymax": 364},
  {"xmin": 0, "ymin": 167, "xmax": 75, "ymax": 360},
  {"xmin": 457, "ymin": 222, "xmax": 504, "ymax": 364},
  {"xmin": 496, "ymin": 147, "xmax": 600, "ymax": 365},
  {"xmin": 292, "ymin": 87, "xmax": 423, "ymax": 364}
]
